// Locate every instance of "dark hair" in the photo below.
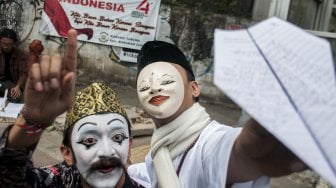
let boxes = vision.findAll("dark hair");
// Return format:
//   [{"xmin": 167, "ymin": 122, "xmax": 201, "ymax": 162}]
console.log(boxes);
[
  {"xmin": 62, "ymin": 125, "xmax": 74, "ymax": 147},
  {"xmin": 0, "ymin": 28, "xmax": 19, "ymax": 42},
  {"xmin": 137, "ymin": 41, "xmax": 199, "ymax": 101},
  {"xmin": 137, "ymin": 40, "xmax": 195, "ymax": 81}
]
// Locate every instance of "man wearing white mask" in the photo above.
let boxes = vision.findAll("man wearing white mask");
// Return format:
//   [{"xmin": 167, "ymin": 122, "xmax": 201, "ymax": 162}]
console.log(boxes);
[
  {"xmin": 0, "ymin": 30, "xmax": 145, "ymax": 188},
  {"xmin": 129, "ymin": 40, "xmax": 307, "ymax": 188}
]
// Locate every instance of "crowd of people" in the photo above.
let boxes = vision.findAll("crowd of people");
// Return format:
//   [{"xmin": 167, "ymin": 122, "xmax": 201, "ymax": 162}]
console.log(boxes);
[{"xmin": 0, "ymin": 29, "xmax": 307, "ymax": 188}]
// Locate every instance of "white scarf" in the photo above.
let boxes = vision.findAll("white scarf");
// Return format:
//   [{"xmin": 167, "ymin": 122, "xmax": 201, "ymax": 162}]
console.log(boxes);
[{"xmin": 151, "ymin": 103, "xmax": 211, "ymax": 188}]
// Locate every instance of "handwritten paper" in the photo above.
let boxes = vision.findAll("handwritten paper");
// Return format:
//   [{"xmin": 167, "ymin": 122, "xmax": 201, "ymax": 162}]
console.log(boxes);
[
  {"xmin": 0, "ymin": 97, "xmax": 23, "ymax": 118},
  {"xmin": 1, "ymin": 102, "xmax": 24, "ymax": 118},
  {"xmin": 214, "ymin": 17, "xmax": 336, "ymax": 185}
]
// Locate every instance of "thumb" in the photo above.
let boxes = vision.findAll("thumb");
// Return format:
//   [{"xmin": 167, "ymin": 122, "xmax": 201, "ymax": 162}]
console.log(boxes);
[{"xmin": 290, "ymin": 159, "xmax": 308, "ymax": 172}]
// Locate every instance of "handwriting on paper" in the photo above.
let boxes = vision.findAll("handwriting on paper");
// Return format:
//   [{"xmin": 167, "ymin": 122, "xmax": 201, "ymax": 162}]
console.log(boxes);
[{"xmin": 214, "ymin": 17, "xmax": 336, "ymax": 186}]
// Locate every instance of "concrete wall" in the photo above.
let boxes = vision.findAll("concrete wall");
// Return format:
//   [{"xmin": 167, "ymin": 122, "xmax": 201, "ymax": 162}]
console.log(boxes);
[
  {"xmin": 2, "ymin": 0, "xmax": 334, "ymax": 104},
  {"xmin": 287, "ymin": 0, "xmax": 336, "ymax": 63},
  {"xmin": 1, "ymin": 0, "xmax": 254, "ymax": 106}
]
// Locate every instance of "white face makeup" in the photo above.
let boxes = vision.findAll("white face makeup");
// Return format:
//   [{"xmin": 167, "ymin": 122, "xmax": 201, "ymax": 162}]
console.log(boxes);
[
  {"xmin": 137, "ymin": 62, "xmax": 184, "ymax": 119},
  {"xmin": 71, "ymin": 113, "xmax": 129, "ymax": 188}
]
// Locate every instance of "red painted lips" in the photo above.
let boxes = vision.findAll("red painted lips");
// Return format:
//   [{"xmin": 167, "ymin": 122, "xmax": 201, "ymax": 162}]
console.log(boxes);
[{"xmin": 149, "ymin": 95, "xmax": 170, "ymax": 106}]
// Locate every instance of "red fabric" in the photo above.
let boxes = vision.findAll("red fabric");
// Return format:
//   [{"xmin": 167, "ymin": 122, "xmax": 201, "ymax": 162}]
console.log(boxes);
[
  {"xmin": 28, "ymin": 40, "xmax": 44, "ymax": 69},
  {"xmin": 44, "ymin": 0, "xmax": 93, "ymax": 39}
]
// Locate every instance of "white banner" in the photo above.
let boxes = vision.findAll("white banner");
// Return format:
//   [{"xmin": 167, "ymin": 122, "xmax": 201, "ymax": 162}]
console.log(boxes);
[{"xmin": 39, "ymin": 0, "xmax": 161, "ymax": 50}]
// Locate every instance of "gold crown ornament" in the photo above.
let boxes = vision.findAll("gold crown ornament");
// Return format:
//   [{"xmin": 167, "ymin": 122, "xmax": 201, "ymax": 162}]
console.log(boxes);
[{"xmin": 64, "ymin": 82, "xmax": 127, "ymax": 129}]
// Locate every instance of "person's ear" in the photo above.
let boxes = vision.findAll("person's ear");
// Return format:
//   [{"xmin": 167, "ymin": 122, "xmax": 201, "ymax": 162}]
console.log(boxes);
[
  {"xmin": 60, "ymin": 144, "xmax": 74, "ymax": 166},
  {"xmin": 129, "ymin": 137, "xmax": 133, "ymax": 152},
  {"xmin": 126, "ymin": 137, "xmax": 133, "ymax": 168},
  {"xmin": 191, "ymin": 81, "xmax": 200, "ymax": 98}
]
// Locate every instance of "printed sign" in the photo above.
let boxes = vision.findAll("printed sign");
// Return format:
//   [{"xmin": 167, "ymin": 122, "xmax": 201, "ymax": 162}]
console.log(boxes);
[
  {"xmin": 120, "ymin": 48, "xmax": 139, "ymax": 63},
  {"xmin": 39, "ymin": 0, "xmax": 161, "ymax": 50}
]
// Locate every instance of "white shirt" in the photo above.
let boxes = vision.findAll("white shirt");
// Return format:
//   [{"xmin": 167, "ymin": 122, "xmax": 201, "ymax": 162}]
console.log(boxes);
[{"xmin": 128, "ymin": 120, "xmax": 270, "ymax": 188}]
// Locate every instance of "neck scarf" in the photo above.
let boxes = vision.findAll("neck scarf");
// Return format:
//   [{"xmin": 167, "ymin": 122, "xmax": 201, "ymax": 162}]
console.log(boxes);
[{"xmin": 151, "ymin": 103, "xmax": 211, "ymax": 188}]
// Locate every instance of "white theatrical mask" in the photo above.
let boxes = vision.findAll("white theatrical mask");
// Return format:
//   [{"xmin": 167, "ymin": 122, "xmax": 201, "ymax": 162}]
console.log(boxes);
[
  {"xmin": 137, "ymin": 62, "xmax": 184, "ymax": 119},
  {"xmin": 71, "ymin": 113, "xmax": 129, "ymax": 188}
]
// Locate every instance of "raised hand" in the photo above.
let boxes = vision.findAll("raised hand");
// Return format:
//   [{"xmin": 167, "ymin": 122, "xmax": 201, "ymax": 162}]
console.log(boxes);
[{"xmin": 23, "ymin": 29, "xmax": 78, "ymax": 124}]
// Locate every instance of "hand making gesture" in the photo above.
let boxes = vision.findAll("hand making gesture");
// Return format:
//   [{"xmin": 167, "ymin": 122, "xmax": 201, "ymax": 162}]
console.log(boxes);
[
  {"xmin": 7, "ymin": 29, "xmax": 78, "ymax": 149},
  {"xmin": 24, "ymin": 29, "xmax": 78, "ymax": 124}
]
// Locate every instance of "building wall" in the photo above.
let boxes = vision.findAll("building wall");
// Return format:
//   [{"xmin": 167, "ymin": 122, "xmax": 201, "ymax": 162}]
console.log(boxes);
[
  {"xmin": 287, "ymin": 0, "xmax": 336, "ymax": 62},
  {"xmin": 1, "ymin": 0, "xmax": 254, "ymax": 105}
]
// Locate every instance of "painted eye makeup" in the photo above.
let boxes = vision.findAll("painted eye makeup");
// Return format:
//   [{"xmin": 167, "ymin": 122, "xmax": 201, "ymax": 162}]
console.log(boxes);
[
  {"xmin": 161, "ymin": 80, "xmax": 175, "ymax": 85},
  {"xmin": 112, "ymin": 133, "xmax": 129, "ymax": 145},
  {"xmin": 139, "ymin": 86, "xmax": 150, "ymax": 92},
  {"xmin": 138, "ymin": 80, "xmax": 151, "ymax": 92},
  {"xmin": 77, "ymin": 137, "xmax": 98, "ymax": 149}
]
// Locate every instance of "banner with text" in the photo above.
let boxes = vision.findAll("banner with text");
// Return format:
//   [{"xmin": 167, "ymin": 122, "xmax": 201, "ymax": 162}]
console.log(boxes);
[{"xmin": 39, "ymin": 0, "xmax": 161, "ymax": 50}]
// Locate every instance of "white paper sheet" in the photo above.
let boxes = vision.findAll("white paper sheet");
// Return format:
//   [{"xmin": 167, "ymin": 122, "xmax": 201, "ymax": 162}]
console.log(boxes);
[
  {"xmin": 0, "ymin": 100, "xmax": 23, "ymax": 118},
  {"xmin": 214, "ymin": 17, "xmax": 336, "ymax": 185},
  {"xmin": 0, "ymin": 97, "xmax": 5, "ymax": 110}
]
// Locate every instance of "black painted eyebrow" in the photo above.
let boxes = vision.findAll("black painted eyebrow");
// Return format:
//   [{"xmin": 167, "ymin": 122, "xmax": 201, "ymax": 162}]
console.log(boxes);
[
  {"xmin": 159, "ymin": 74, "xmax": 173, "ymax": 79},
  {"xmin": 77, "ymin": 122, "xmax": 97, "ymax": 131},
  {"xmin": 107, "ymin": 119, "xmax": 123, "ymax": 125},
  {"xmin": 138, "ymin": 80, "xmax": 147, "ymax": 85}
]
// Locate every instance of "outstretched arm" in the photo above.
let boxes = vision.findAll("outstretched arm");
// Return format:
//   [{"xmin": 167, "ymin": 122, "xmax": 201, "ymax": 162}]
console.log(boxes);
[
  {"xmin": 227, "ymin": 118, "xmax": 307, "ymax": 183},
  {"xmin": 6, "ymin": 29, "xmax": 78, "ymax": 149}
]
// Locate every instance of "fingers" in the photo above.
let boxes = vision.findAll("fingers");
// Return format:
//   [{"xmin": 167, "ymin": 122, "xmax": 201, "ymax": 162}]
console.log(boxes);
[
  {"xmin": 49, "ymin": 54, "xmax": 62, "ymax": 89},
  {"xmin": 290, "ymin": 159, "xmax": 307, "ymax": 172},
  {"xmin": 27, "ymin": 29, "xmax": 77, "ymax": 92},
  {"xmin": 254, "ymin": 144, "xmax": 306, "ymax": 177},
  {"xmin": 59, "ymin": 29, "xmax": 77, "ymax": 104},
  {"xmin": 63, "ymin": 29, "xmax": 78, "ymax": 73},
  {"xmin": 29, "ymin": 63, "xmax": 43, "ymax": 91},
  {"xmin": 10, "ymin": 88, "xmax": 20, "ymax": 99},
  {"xmin": 29, "ymin": 54, "xmax": 62, "ymax": 91},
  {"xmin": 40, "ymin": 55, "xmax": 51, "ymax": 90}
]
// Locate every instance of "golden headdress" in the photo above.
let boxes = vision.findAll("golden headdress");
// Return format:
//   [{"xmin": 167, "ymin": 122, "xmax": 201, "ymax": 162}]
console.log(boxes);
[{"xmin": 64, "ymin": 82, "xmax": 128, "ymax": 129}]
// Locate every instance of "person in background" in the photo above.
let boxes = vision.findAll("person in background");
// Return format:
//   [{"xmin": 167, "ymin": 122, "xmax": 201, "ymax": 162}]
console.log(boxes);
[
  {"xmin": 0, "ymin": 28, "xmax": 28, "ymax": 102},
  {"xmin": 0, "ymin": 30, "xmax": 146, "ymax": 188},
  {"xmin": 128, "ymin": 40, "xmax": 307, "ymax": 188}
]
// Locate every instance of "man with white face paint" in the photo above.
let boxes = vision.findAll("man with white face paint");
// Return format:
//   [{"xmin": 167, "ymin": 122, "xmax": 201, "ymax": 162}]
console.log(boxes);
[
  {"xmin": 59, "ymin": 82, "xmax": 143, "ymax": 188},
  {"xmin": 137, "ymin": 62, "xmax": 185, "ymax": 119},
  {"xmin": 129, "ymin": 41, "xmax": 307, "ymax": 188},
  {"xmin": 70, "ymin": 113, "xmax": 130, "ymax": 187},
  {"xmin": 0, "ymin": 30, "xmax": 146, "ymax": 188}
]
